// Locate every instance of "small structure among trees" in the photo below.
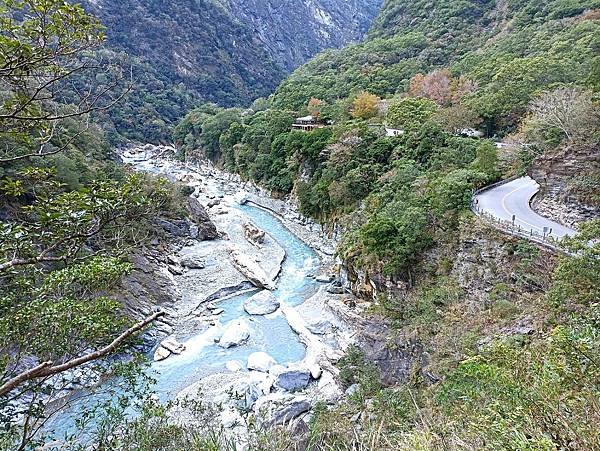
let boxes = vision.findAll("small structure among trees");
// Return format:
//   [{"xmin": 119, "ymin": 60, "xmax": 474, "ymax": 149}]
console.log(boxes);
[
  {"xmin": 292, "ymin": 115, "xmax": 326, "ymax": 132},
  {"xmin": 386, "ymin": 128, "xmax": 404, "ymax": 137},
  {"xmin": 292, "ymin": 97, "xmax": 328, "ymax": 132}
]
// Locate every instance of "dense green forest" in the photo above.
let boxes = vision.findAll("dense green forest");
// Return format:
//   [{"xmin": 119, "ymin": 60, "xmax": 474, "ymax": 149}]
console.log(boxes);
[{"xmin": 174, "ymin": 0, "xmax": 599, "ymax": 276}]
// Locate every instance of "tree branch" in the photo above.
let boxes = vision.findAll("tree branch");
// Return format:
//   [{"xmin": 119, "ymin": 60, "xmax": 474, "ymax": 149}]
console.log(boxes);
[{"xmin": 0, "ymin": 310, "xmax": 166, "ymax": 397}]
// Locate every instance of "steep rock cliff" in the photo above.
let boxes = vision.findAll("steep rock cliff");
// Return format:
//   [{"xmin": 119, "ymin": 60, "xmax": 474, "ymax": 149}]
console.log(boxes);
[
  {"xmin": 223, "ymin": 0, "xmax": 383, "ymax": 71},
  {"xmin": 80, "ymin": 0, "xmax": 382, "ymax": 106},
  {"xmin": 529, "ymin": 145, "xmax": 600, "ymax": 227}
]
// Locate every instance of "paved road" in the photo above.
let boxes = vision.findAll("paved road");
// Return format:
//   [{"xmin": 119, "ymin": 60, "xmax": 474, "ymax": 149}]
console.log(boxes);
[{"xmin": 474, "ymin": 176, "xmax": 577, "ymax": 240}]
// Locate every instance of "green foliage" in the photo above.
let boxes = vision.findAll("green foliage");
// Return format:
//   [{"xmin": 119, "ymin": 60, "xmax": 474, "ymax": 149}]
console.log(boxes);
[
  {"xmin": 387, "ymin": 97, "xmax": 438, "ymax": 130},
  {"xmin": 428, "ymin": 168, "xmax": 487, "ymax": 219},
  {"xmin": 0, "ymin": 2, "xmax": 184, "ymax": 448},
  {"xmin": 550, "ymin": 219, "xmax": 600, "ymax": 306},
  {"xmin": 358, "ymin": 205, "xmax": 433, "ymax": 275},
  {"xmin": 471, "ymin": 141, "xmax": 500, "ymax": 181},
  {"xmin": 337, "ymin": 345, "xmax": 382, "ymax": 397},
  {"xmin": 273, "ymin": 0, "xmax": 599, "ymax": 136},
  {"xmin": 435, "ymin": 310, "xmax": 600, "ymax": 449},
  {"xmin": 175, "ymin": 105, "xmax": 335, "ymax": 195}
]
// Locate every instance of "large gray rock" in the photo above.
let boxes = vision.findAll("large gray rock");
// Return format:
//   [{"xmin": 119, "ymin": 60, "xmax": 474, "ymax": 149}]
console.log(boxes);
[
  {"xmin": 254, "ymin": 393, "xmax": 312, "ymax": 427},
  {"xmin": 273, "ymin": 366, "xmax": 311, "ymax": 392},
  {"xmin": 187, "ymin": 197, "xmax": 218, "ymax": 240},
  {"xmin": 218, "ymin": 319, "xmax": 251, "ymax": 348},
  {"xmin": 247, "ymin": 352, "xmax": 277, "ymax": 373},
  {"xmin": 230, "ymin": 250, "xmax": 275, "ymax": 290},
  {"xmin": 180, "ymin": 256, "xmax": 205, "ymax": 269},
  {"xmin": 156, "ymin": 218, "xmax": 192, "ymax": 237},
  {"xmin": 243, "ymin": 290, "xmax": 280, "ymax": 315}
]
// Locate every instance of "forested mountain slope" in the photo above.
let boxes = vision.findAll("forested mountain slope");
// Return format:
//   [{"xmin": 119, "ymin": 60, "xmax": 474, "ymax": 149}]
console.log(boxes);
[
  {"xmin": 77, "ymin": 0, "xmax": 383, "ymax": 142},
  {"xmin": 222, "ymin": 0, "xmax": 383, "ymax": 71},
  {"xmin": 274, "ymin": 0, "xmax": 599, "ymax": 132}
]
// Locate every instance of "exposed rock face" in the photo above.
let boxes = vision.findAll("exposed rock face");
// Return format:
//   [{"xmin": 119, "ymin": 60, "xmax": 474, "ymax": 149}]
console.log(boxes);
[
  {"xmin": 305, "ymin": 319, "xmax": 333, "ymax": 335},
  {"xmin": 254, "ymin": 393, "xmax": 312, "ymax": 427},
  {"xmin": 154, "ymin": 346, "xmax": 171, "ymax": 362},
  {"xmin": 79, "ymin": 0, "xmax": 382, "ymax": 108},
  {"xmin": 224, "ymin": 0, "xmax": 383, "ymax": 71},
  {"xmin": 342, "ymin": 260, "xmax": 410, "ymax": 302},
  {"xmin": 243, "ymin": 290, "xmax": 280, "ymax": 315},
  {"xmin": 113, "ymin": 250, "xmax": 177, "ymax": 349},
  {"xmin": 155, "ymin": 218, "xmax": 194, "ymax": 238},
  {"xmin": 453, "ymin": 220, "xmax": 556, "ymax": 304},
  {"xmin": 529, "ymin": 145, "xmax": 600, "ymax": 227},
  {"xmin": 187, "ymin": 197, "xmax": 219, "ymax": 240},
  {"xmin": 356, "ymin": 318, "xmax": 429, "ymax": 386}
]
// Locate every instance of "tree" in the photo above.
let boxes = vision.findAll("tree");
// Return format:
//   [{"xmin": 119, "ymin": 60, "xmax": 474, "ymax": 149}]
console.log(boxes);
[
  {"xmin": 434, "ymin": 104, "xmax": 482, "ymax": 135},
  {"xmin": 451, "ymin": 75, "xmax": 478, "ymax": 104},
  {"xmin": 0, "ymin": 2, "xmax": 167, "ymax": 447},
  {"xmin": 429, "ymin": 169, "xmax": 487, "ymax": 223},
  {"xmin": 357, "ymin": 205, "xmax": 433, "ymax": 276},
  {"xmin": 410, "ymin": 70, "xmax": 478, "ymax": 107},
  {"xmin": 471, "ymin": 142, "xmax": 500, "ymax": 181},
  {"xmin": 387, "ymin": 97, "xmax": 438, "ymax": 130},
  {"xmin": 307, "ymin": 97, "xmax": 323, "ymax": 120},
  {"xmin": 550, "ymin": 219, "xmax": 600, "ymax": 306},
  {"xmin": 408, "ymin": 69, "xmax": 450, "ymax": 105},
  {"xmin": 0, "ymin": 0, "xmax": 130, "ymax": 164},
  {"xmin": 200, "ymin": 109, "xmax": 242, "ymax": 160},
  {"xmin": 351, "ymin": 91, "xmax": 381, "ymax": 120},
  {"xmin": 526, "ymin": 87, "xmax": 599, "ymax": 145}
]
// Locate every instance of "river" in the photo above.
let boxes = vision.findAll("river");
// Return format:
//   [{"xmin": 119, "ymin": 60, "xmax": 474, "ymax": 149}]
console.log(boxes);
[{"xmin": 44, "ymin": 145, "xmax": 344, "ymax": 443}]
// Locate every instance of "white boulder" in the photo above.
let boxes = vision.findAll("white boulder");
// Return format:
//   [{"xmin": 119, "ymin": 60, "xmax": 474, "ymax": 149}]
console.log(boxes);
[
  {"xmin": 160, "ymin": 337, "xmax": 185, "ymax": 355},
  {"xmin": 247, "ymin": 352, "xmax": 277, "ymax": 373},
  {"xmin": 226, "ymin": 360, "xmax": 243, "ymax": 372},
  {"xmin": 229, "ymin": 249, "xmax": 275, "ymax": 290},
  {"xmin": 243, "ymin": 290, "xmax": 280, "ymax": 315},
  {"xmin": 153, "ymin": 346, "xmax": 171, "ymax": 362},
  {"xmin": 218, "ymin": 319, "xmax": 251, "ymax": 348}
]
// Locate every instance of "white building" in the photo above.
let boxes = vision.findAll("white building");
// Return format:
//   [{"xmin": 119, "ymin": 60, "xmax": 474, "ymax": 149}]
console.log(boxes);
[{"xmin": 386, "ymin": 128, "xmax": 404, "ymax": 137}]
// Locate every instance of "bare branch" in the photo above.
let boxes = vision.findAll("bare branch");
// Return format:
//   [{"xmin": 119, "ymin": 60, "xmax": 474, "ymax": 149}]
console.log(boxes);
[
  {"xmin": 0, "ymin": 126, "xmax": 85, "ymax": 164},
  {"xmin": 0, "ymin": 311, "xmax": 166, "ymax": 397}
]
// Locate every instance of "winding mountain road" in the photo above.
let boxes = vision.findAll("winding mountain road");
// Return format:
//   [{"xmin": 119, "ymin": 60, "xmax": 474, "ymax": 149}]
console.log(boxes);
[{"xmin": 474, "ymin": 176, "xmax": 577, "ymax": 240}]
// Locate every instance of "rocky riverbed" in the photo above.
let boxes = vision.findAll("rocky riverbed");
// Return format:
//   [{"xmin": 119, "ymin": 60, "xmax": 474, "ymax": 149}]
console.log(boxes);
[{"xmin": 117, "ymin": 143, "xmax": 366, "ymax": 444}]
